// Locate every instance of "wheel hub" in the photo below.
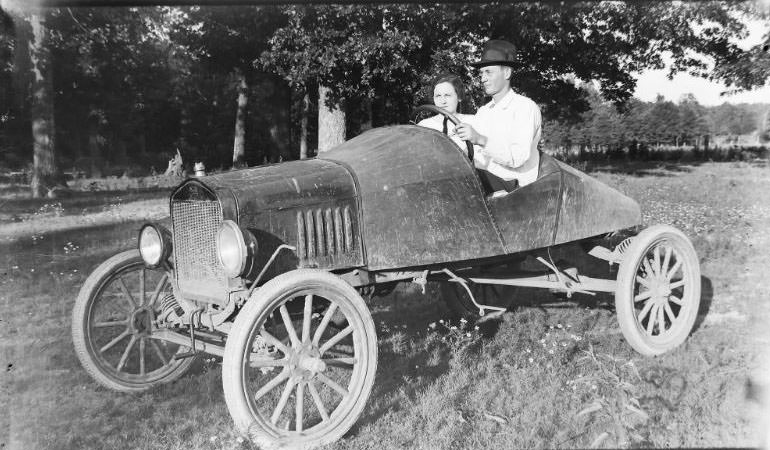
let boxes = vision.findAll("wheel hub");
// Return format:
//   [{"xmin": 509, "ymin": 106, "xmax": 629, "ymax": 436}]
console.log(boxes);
[
  {"xmin": 130, "ymin": 308, "xmax": 153, "ymax": 336},
  {"xmin": 652, "ymin": 285, "xmax": 671, "ymax": 299},
  {"xmin": 289, "ymin": 344, "xmax": 326, "ymax": 380},
  {"xmin": 646, "ymin": 274, "xmax": 672, "ymax": 300}
]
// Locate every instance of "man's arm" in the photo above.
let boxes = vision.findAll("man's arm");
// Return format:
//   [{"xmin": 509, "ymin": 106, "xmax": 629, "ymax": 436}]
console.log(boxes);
[{"xmin": 478, "ymin": 101, "xmax": 541, "ymax": 169}]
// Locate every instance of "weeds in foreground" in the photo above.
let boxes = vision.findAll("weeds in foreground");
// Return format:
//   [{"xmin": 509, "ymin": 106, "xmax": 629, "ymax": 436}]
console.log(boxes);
[
  {"xmin": 426, "ymin": 318, "xmax": 482, "ymax": 356},
  {"xmin": 354, "ymin": 307, "xmax": 717, "ymax": 449},
  {"xmin": 569, "ymin": 344, "xmax": 652, "ymax": 447},
  {"xmin": 33, "ymin": 202, "xmax": 64, "ymax": 218}
]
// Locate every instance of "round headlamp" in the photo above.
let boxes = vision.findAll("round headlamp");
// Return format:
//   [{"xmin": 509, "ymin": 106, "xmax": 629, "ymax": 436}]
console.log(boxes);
[
  {"xmin": 216, "ymin": 220, "xmax": 257, "ymax": 278},
  {"xmin": 138, "ymin": 223, "xmax": 172, "ymax": 268}
]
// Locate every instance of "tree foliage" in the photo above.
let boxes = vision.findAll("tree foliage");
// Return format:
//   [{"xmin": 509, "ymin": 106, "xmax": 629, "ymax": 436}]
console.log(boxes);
[
  {"xmin": 710, "ymin": 2, "xmax": 770, "ymax": 92},
  {"xmin": 44, "ymin": 7, "xmax": 184, "ymax": 173},
  {"xmin": 0, "ymin": 2, "xmax": 767, "ymax": 176},
  {"xmin": 261, "ymin": 2, "xmax": 767, "ymax": 122},
  {"xmin": 0, "ymin": 7, "xmax": 25, "ymax": 166}
]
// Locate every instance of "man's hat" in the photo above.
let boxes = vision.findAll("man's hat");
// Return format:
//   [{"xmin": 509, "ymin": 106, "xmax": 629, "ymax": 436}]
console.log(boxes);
[{"xmin": 471, "ymin": 40, "xmax": 518, "ymax": 68}]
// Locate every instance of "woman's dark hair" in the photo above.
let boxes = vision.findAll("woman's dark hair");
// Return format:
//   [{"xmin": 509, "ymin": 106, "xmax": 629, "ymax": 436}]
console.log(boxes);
[{"xmin": 432, "ymin": 74, "xmax": 465, "ymax": 110}]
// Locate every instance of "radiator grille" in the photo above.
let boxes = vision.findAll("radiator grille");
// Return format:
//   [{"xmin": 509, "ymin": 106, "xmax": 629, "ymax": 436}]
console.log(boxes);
[
  {"xmin": 171, "ymin": 200, "xmax": 227, "ymax": 300},
  {"xmin": 297, "ymin": 206, "xmax": 353, "ymax": 260}
]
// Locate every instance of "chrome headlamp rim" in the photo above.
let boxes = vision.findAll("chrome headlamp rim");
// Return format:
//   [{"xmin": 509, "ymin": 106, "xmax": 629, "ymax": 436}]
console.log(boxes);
[
  {"xmin": 216, "ymin": 220, "xmax": 255, "ymax": 278},
  {"xmin": 138, "ymin": 223, "xmax": 172, "ymax": 268}
]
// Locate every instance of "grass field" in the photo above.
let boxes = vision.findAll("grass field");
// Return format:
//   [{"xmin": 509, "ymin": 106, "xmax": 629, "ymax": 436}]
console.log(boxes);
[{"xmin": 2, "ymin": 160, "xmax": 770, "ymax": 449}]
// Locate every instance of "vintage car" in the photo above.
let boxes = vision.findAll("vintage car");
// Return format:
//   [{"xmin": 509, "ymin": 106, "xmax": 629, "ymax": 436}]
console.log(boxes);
[{"xmin": 71, "ymin": 108, "xmax": 700, "ymax": 449}]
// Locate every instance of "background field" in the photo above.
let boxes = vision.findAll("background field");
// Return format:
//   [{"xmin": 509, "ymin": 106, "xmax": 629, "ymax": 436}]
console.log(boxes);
[{"xmin": 2, "ymin": 160, "xmax": 770, "ymax": 449}]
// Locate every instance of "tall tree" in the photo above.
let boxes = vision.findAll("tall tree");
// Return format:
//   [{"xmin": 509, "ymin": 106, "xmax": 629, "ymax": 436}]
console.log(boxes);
[
  {"xmin": 172, "ymin": 6, "xmax": 286, "ymax": 166},
  {"xmin": 0, "ymin": 6, "xmax": 29, "ymax": 170},
  {"xmin": 2, "ymin": 2, "xmax": 70, "ymax": 198},
  {"xmin": 760, "ymin": 108, "xmax": 770, "ymax": 143},
  {"xmin": 28, "ymin": 10, "xmax": 64, "ymax": 197},
  {"xmin": 0, "ymin": 9, "xmax": 13, "ymax": 123},
  {"xmin": 232, "ymin": 70, "xmax": 248, "ymax": 165},
  {"xmin": 677, "ymin": 94, "xmax": 710, "ymax": 147},
  {"xmin": 709, "ymin": 103, "xmax": 757, "ymax": 136},
  {"xmin": 262, "ymin": 2, "xmax": 767, "ymax": 149},
  {"xmin": 317, "ymin": 85, "xmax": 344, "ymax": 152},
  {"xmin": 3, "ymin": 1, "xmax": 66, "ymax": 196},
  {"xmin": 42, "ymin": 7, "xmax": 185, "ymax": 175},
  {"xmin": 642, "ymin": 96, "xmax": 680, "ymax": 147},
  {"xmin": 298, "ymin": 91, "xmax": 309, "ymax": 159},
  {"xmin": 261, "ymin": 5, "xmax": 423, "ymax": 152}
]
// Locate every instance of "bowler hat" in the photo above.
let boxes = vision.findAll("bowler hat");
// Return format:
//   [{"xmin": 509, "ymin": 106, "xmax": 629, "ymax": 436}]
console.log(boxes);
[{"xmin": 472, "ymin": 40, "xmax": 518, "ymax": 67}]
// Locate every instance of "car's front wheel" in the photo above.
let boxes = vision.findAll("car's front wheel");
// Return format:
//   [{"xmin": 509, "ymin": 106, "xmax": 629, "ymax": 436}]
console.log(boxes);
[
  {"xmin": 222, "ymin": 269, "xmax": 378, "ymax": 450},
  {"xmin": 72, "ymin": 250, "xmax": 194, "ymax": 392}
]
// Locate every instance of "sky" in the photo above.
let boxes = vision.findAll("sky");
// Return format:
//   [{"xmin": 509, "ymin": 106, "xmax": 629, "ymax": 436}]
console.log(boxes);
[{"xmin": 633, "ymin": 17, "xmax": 770, "ymax": 105}]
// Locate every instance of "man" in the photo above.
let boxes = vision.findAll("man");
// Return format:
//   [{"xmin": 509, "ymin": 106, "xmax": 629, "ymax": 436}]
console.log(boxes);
[{"xmin": 456, "ymin": 39, "xmax": 542, "ymax": 190}]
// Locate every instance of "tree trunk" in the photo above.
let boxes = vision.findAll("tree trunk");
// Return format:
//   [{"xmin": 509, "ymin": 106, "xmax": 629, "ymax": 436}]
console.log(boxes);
[
  {"xmin": 317, "ymin": 85, "xmax": 345, "ymax": 153},
  {"xmin": 28, "ymin": 11, "xmax": 64, "ymax": 198},
  {"xmin": 361, "ymin": 98, "xmax": 373, "ymax": 132},
  {"xmin": 138, "ymin": 128, "xmax": 146, "ymax": 156},
  {"xmin": 232, "ymin": 71, "xmax": 248, "ymax": 168},
  {"xmin": 299, "ymin": 90, "xmax": 309, "ymax": 159},
  {"xmin": 113, "ymin": 137, "xmax": 127, "ymax": 168},
  {"xmin": 87, "ymin": 114, "xmax": 102, "ymax": 178},
  {"xmin": 269, "ymin": 124, "xmax": 281, "ymax": 163}
]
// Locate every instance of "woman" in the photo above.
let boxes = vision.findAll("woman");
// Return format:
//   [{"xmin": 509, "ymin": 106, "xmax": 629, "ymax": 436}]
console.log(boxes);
[{"xmin": 417, "ymin": 74, "xmax": 474, "ymax": 150}]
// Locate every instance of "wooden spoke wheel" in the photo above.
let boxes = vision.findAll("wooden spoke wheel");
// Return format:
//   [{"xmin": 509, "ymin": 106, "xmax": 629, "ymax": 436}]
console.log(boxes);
[
  {"xmin": 223, "ymin": 269, "xmax": 377, "ymax": 450},
  {"xmin": 72, "ymin": 250, "xmax": 194, "ymax": 392},
  {"xmin": 615, "ymin": 225, "xmax": 701, "ymax": 356}
]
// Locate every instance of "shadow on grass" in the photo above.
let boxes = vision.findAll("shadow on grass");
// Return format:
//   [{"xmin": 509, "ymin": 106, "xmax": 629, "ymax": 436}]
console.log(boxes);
[
  {"xmin": 0, "ymin": 187, "xmax": 170, "ymax": 217},
  {"xmin": 0, "ymin": 220, "xmax": 149, "ymax": 264},
  {"xmin": 348, "ymin": 287, "xmax": 454, "ymax": 433},
  {"xmin": 584, "ymin": 157, "xmax": 765, "ymax": 177},
  {"xmin": 587, "ymin": 160, "xmax": 698, "ymax": 177},
  {"xmin": 692, "ymin": 275, "xmax": 714, "ymax": 335},
  {"xmin": 504, "ymin": 286, "xmax": 613, "ymax": 320},
  {"xmin": 349, "ymin": 283, "xmax": 619, "ymax": 436},
  {"xmin": 564, "ymin": 152, "xmax": 768, "ymax": 177}
]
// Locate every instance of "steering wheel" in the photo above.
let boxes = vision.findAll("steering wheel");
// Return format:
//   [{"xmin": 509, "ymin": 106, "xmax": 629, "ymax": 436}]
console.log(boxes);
[{"xmin": 414, "ymin": 104, "xmax": 474, "ymax": 163}]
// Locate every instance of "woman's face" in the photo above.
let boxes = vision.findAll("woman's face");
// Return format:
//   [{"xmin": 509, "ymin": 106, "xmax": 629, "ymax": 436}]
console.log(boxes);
[{"xmin": 432, "ymin": 81, "xmax": 460, "ymax": 114}]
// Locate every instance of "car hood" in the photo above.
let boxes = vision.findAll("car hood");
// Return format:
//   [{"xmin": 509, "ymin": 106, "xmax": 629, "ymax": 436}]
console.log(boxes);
[{"xmin": 194, "ymin": 159, "xmax": 357, "ymax": 216}]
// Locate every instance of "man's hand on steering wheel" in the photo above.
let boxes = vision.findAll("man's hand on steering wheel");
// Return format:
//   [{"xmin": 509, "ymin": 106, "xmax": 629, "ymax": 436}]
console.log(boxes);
[{"xmin": 455, "ymin": 123, "xmax": 486, "ymax": 147}]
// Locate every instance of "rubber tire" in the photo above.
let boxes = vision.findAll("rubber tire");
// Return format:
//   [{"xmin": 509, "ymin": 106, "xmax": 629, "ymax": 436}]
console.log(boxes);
[
  {"xmin": 615, "ymin": 225, "xmax": 701, "ymax": 356},
  {"xmin": 72, "ymin": 250, "xmax": 195, "ymax": 392},
  {"xmin": 222, "ymin": 269, "xmax": 378, "ymax": 450}
]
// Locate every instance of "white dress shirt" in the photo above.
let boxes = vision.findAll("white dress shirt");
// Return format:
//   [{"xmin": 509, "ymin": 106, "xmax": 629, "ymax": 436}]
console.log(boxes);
[{"xmin": 472, "ymin": 90, "xmax": 542, "ymax": 186}]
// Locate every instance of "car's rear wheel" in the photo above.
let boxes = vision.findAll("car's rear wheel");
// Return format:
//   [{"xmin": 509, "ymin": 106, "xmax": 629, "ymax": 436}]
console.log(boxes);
[
  {"xmin": 615, "ymin": 225, "xmax": 701, "ymax": 356},
  {"xmin": 72, "ymin": 250, "xmax": 194, "ymax": 392},
  {"xmin": 222, "ymin": 269, "xmax": 377, "ymax": 450}
]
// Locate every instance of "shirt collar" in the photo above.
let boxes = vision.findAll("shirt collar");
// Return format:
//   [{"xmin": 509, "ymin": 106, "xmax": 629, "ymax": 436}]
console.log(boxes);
[{"xmin": 488, "ymin": 89, "xmax": 517, "ymax": 110}]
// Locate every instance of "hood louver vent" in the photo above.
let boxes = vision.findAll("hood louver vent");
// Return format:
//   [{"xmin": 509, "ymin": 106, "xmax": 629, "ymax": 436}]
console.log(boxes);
[{"xmin": 297, "ymin": 206, "xmax": 354, "ymax": 260}]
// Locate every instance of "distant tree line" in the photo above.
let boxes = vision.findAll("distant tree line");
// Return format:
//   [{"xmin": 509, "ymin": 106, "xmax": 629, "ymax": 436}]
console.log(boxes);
[
  {"xmin": 0, "ymin": 3, "xmax": 768, "ymax": 196},
  {"xmin": 543, "ymin": 89, "xmax": 770, "ymax": 159}
]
